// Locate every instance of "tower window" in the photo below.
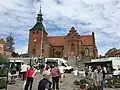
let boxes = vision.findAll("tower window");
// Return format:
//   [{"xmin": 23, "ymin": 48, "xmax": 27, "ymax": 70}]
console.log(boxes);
[
  {"xmin": 85, "ymin": 48, "xmax": 89, "ymax": 56},
  {"xmin": 71, "ymin": 43, "xmax": 75, "ymax": 52},
  {"xmin": 42, "ymin": 48, "xmax": 44, "ymax": 53},
  {"xmin": 37, "ymin": 31, "xmax": 39, "ymax": 34},
  {"xmin": 32, "ymin": 49, "xmax": 36, "ymax": 54},
  {"xmin": 33, "ymin": 32, "xmax": 35, "ymax": 35}
]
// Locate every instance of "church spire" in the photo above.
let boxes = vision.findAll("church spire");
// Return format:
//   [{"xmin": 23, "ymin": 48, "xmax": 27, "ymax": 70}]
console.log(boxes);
[
  {"xmin": 29, "ymin": 4, "xmax": 47, "ymax": 34},
  {"xmin": 39, "ymin": 4, "xmax": 42, "ymax": 15},
  {"xmin": 37, "ymin": 4, "xmax": 43, "ymax": 23}
]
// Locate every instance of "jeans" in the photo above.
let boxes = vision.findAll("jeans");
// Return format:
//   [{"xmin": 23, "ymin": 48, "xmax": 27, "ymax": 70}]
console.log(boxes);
[
  {"xmin": 101, "ymin": 80, "xmax": 106, "ymax": 88},
  {"xmin": 52, "ymin": 76, "xmax": 59, "ymax": 89},
  {"xmin": 21, "ymin": 72, "xmax": 26, "ymax": 81},
  {"xmin": 94, "ymin": 86, "xmax": 103, "ymax": 90},
  {"xmin": 24, "ymin": 77, "xmax": 33, "ymax": 90}
]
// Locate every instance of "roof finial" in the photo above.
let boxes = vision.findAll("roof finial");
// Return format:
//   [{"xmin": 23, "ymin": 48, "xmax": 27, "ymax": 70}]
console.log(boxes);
[{"xmin": 39, "ymin": 3, "xmax": 42, "ymax": 14}]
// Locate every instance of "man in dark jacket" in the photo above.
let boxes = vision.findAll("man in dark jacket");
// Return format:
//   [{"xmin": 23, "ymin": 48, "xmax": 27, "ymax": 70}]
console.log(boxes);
[{"xmin": 38, "ymin": 74, "xmax": 51, "ymax": 90}]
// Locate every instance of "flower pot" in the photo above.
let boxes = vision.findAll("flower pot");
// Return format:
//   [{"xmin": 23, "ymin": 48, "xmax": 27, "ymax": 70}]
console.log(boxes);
[{"xmin": 80, "ymin": 84, "xmax": 86, "ymax": 89}]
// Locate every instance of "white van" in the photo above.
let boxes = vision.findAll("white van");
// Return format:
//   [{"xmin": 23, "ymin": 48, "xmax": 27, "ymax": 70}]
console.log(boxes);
[{"xmin": 45, "ymin": 58, "xmax": 73, "ymax": 73}]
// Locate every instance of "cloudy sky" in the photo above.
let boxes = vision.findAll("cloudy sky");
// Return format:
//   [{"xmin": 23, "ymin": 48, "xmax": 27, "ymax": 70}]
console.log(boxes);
[{"xmin": 0, "ymin": 0, "xmax": 120, "ymax": 55}]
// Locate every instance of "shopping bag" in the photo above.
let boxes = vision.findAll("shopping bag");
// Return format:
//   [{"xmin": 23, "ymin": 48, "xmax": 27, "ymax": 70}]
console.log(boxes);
[{"xmin": 23, "ymin": 80, "xmax": 26, "ymax": 90}]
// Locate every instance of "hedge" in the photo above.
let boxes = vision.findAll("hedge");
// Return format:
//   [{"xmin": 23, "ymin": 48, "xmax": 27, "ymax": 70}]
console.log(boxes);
[
  {"xmin": 0, "ymin": 78, "xmax": 7, "ymax": 89},
  {"xmin": 0, "ymin": 54, "xmax": 9, "ymax": 89}
]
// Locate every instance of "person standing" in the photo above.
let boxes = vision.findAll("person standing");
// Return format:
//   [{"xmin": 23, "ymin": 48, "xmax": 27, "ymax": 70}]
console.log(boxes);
[
  {"xmin": 103, "ymin": 66, "xmax": 107, "ymax": 88},
  {"xmin": 93, "ymin": 65, "xmax": 103, "ymax": 90},
  {"xmin": 38, "ymin": 74, "xmax": 51, "ymax": 90},
  {"xmin": 85, "ymin": 66, "xmax": 89, "ymax": 77},
  {"xmin": 20, "ymin": 63, "xmax": 28, "ymax": 81},
  {"xmin": 59, "ymin": 66, "xmax": 65, "ymax": 83},
  {"xmin": 88, "ymin": 66, "xmax": 92, "ymax": 78},
  {"xmin": 42, "ymin": 66, "xmax": 52, "ymax": 88},
  {"xmin": 51, "ymin": 63, "xmax": 61, "ymax": 90},
  {"xmin": 24, "ymin": 66, "xmax": 35, "ymax": 90}
]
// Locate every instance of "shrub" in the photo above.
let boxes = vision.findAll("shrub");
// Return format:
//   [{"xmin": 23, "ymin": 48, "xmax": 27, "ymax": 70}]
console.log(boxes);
[
  {"xmin": 73, "ymin": 79, "xmax": 80, "ymax": 85},
  {"xmin": 0, "ymin": 69, "xmax": 7, "ymax": 77},
  {"xmin": 0, "ymin": 78, "xmax": 7, "ymax": 89},
  {"xmin": 80, "ymin": 79, "xmax": 87, "ymax": 85},
  {"xmin": 0, "ymin": 54, "xmax": 9, "ymax": 64},
  {"xmin": 107, "ymin": 78, "xmax": 120, "ymax": 85},
  {"xmin": 0, "ymin": 54, "xmax": 9, "ymax": 89}
]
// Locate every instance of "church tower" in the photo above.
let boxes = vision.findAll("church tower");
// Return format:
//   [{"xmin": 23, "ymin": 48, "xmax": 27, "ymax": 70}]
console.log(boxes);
[{"xmin": 28, "ymin": 6, "xmax": 48, "ymax": 57}]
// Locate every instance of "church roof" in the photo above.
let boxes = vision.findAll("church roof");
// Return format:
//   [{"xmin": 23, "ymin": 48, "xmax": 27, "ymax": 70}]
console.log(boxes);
[
  {"xmin": 79, "ymin": 35, "xmax": 94, "ymax": 45},
  {"xmin": 48, "ymin": 35, "xmax": 94, "ymax": 46},
  {"xmin": 29, "ymin": 6, "xmax": 47, "ymax": 34},
  {"xmin": 105, "ymin": 47, "xmax": 117, "ymax": 55},
  {"xmin": 48, "ymin": 36, "xmax": 65, "ymax": 46},
  {"xmin": 29, "ymin": 22, "xmax": 45, "ymax": 31}
]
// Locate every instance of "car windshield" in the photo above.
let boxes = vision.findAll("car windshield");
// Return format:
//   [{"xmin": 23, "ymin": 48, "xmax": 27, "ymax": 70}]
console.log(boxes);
[{"xmin": 65, "ymin": 63, "xmax": 70, "ymax": 66}]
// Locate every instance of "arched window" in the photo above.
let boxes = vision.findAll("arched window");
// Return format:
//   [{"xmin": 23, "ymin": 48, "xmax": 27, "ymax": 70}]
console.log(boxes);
[
  {"xmin": 33, "ymin": 31, "xmax": 35, "ymax": 35},
  {"xmin": 32, "ymin": 49, "xmax": 36, "ymax": 54},
  {"xmin": 37, "ymin": 31, "xmax": 39, "ymax": 34},
  {"xmin": 85, "ymin": 48, "xmax": 89, "ymax": 56},
  {"xmin": 71, "ymin": 43, "xmax": 75, "ymax": 52}
]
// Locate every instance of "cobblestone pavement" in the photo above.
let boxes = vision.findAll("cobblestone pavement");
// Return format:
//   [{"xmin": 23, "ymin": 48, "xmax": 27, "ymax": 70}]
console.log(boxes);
[{"xmin": 6, "ymin": 73, "xmax": 120, "ymax": 90}]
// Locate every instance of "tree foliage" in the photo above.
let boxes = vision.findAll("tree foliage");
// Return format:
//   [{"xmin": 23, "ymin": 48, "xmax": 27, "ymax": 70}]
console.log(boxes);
[
  {"xmin": 0, "ymin": 54, "xmax": 9, "ymax": 64},
  {"xmin": 12, "ymin": 51, "xmax": 19, "ymax": 57},
  {"xmin": 0, "ymin": 54, "xmax": 8, "ymax": 89},
  {"xmin": 5, "ymin": 33, "xmax": 15, "ymax": 52}
]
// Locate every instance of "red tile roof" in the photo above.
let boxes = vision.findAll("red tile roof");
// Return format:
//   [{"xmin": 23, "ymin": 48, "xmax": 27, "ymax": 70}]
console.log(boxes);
[
  {"xmin": 48, "ymin": 36, "xmax": 65, "ymax": 46},
  {"xmin": 79, "ymin": 35, "xmax": 94, "ymax": 45},
  {"xmin": 115, "ymin": 50, "xmax": 120, "ymax": 55},
  {"xmin": 48, "ymin": 35, "xmax": 94, "ymax": 46}
]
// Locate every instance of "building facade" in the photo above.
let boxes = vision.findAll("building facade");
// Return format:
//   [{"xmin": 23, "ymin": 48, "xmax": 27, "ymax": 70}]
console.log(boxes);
[
  {"xmin": 28, "ymin": 8, "xmax": 98, "ymax": 59},
  {"xmin": 0, "ymin": 39, "xmax": 12, "ymax": 57},
  {"xmin": 105, "ymin": 48, "xmax": 120, "ymax": 57},
  {"xmin": 0, "ymin": 40, "xmax": 5, "ymax": 55}
]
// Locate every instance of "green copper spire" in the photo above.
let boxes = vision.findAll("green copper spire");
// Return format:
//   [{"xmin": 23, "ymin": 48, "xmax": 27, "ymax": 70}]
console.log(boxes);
[
  {"xmin": 29, "ymin": 4, "xmax": 47, "ymax": 34},
  {"xmin": 37, "ymin": 4, "xmax": 43, "ymax": 23}
]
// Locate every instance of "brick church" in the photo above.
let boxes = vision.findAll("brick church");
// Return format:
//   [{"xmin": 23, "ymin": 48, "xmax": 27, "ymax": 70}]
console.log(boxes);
[{"xmin": 28, "ymin": 7, "xmax": 98, "ymax": 59}]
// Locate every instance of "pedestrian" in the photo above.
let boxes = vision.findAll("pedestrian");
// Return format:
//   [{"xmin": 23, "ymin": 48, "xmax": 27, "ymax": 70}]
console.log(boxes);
[
  {"xmin": 38, "ymin": 74, "xmax": 51, "ymax": 90},
  {"xmin": 20, "ymin": 63, "xmax": 28, "ymax": 81},
  {"xmin": 93, "ymin": 65, "xmax": 103, "ymax": 90},
  {"xmin": 42, "ymin": 66, "xmax": 52, "ymax": 88},
  {"xmin": 51, "ymin": 63, "xmax": 61, "ymax": 90},
  {"xmin": 59, "ymin": 66, "xmax": 65, "ymax": 83},
  {"xmin": 102, "ymin": 66, "xmax": 107, "ymax": 88},
  {"xmin": 88, "ymin": 66, "xmax": 92, "ymax": 78},
  {"xmin": 85, "ymin": 66, "xmax": 89, "ymax": 77},
  {"xmin": 24, "ymin": 65, "xmax": 36, "ymax": 90},
  {"xmin": 40, "ymin": 64, "xmax": 45, "ymax": 74}
]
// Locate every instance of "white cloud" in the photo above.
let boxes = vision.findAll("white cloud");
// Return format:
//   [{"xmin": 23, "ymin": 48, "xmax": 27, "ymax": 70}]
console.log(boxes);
[{"xmin": 0, "ymin": 0, "xmax": 120, "ymax": 55}]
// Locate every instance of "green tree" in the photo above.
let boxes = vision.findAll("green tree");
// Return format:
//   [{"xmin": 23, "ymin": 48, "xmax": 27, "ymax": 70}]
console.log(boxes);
[
  {"xmin": 12, "ymin": 52, "xmax": 19, "ymax": 57},
  {"xmin": 0, "ymin": 54, "xmax": 9, "ymax": 89},
  {"xmin": 5, "ymin": 33, "xmax": 15, "ymax": 52}
]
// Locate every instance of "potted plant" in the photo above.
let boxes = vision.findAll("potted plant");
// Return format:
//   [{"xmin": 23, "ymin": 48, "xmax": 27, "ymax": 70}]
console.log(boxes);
[
  {"xmin": 80, "ymin": 79, "xmax": 88, "ymax": 90},
  {"xmin": 73, "ymin": 79, "xmax": 80, "ymax": 85}
]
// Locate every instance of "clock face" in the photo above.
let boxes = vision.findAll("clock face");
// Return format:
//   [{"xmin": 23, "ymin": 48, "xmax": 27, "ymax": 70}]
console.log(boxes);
[{"xmin": 34, "ymin": 39, "xmax": 36, "ymax": 42}]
